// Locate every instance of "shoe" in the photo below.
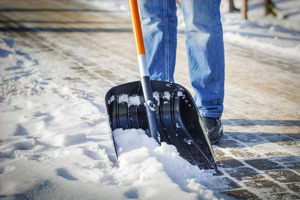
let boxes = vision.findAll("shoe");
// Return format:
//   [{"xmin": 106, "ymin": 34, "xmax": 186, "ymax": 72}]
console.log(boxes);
[{"xmin": 202, "ymin": 117, "xmax": 223, "ymax": 144}]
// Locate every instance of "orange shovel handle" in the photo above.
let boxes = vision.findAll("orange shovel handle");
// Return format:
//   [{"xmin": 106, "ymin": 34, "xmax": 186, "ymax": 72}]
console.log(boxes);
[{"xmin": 128, "ymin": 0, "xmax": 146, "ymax": 56}]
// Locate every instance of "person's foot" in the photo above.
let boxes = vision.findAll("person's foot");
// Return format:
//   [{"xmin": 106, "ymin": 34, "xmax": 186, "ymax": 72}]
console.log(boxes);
[{"xmin": 202, "ymin": 117, "xmax": 223, "ymax": 144}]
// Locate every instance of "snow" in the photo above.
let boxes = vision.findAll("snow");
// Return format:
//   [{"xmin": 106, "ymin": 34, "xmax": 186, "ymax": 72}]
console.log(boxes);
[
  {"xmin": 113, "ymin": 128, "xmax": 218, "ymax": 200},
  {"xmin": 117, "ymin": 94, "xmax": 141, "ymax": 106},
  {"xmin": 221, "ymin": 0, "xmax": 300, "ymax": 60},
  {"xmin": 1, "ymin": 0, "xmax": 300, "ymax": 199}
]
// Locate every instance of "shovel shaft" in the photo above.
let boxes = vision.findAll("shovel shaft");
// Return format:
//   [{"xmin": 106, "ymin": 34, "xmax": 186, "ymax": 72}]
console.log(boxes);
[
  {"xmin": 128, "ymin": 0, "xmax": 159, "ymax": 143},
  {"xmin": 128, "ymin": 0, "xmax": 146, "ymax": 56},
  {"xmin": 140, "ymin": 76, "xmax": 159, "ymax": 141}
]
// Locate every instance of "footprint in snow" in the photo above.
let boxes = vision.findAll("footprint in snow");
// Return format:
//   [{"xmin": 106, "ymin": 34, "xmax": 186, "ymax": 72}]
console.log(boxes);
[
  {"xmin": 56, "ymin": 168, "xmax": 77, "ymax": 181},
  {"xmin": 124, "ymin": 188, "xmax": 139, "ymax": 199},
  {"xmin": 13, "ymin": 140, "xmax": 36, "ymax": 151},
  {"xmin": 14, "ymin": 124, "xmax": 29, "ymax": 136},
  {"xmin": 33, "ymin": 111, "xmax": 54, "ymax": 123},
  {"xmin": 83, "ymin": 150, "xmax": 102, "ymax": 161}
]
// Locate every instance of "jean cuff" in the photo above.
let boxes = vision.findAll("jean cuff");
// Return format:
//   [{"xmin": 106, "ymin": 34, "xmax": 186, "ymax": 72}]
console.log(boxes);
[{"xmin": 199, "ymin": 111, "xmax": 223, "ymax": 118}]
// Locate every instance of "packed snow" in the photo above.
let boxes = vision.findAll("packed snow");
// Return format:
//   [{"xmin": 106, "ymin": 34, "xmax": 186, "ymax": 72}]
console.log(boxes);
[
  {"xmin": 117, "ymin": 94, "xmax": 141, "ymax": 106},
  {"xmin": 1, "ymin": 0, "xmax": 300, "ymax": 199}
]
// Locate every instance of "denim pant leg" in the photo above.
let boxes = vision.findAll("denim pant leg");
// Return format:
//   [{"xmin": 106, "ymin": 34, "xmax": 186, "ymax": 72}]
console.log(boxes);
[
  {"xmin": 182, "ymin": 0, "xmax": 225, "ymax": 118},
  {"xmin": 138, "ymin": 0, "xmax": 177, "ymax": 82}
]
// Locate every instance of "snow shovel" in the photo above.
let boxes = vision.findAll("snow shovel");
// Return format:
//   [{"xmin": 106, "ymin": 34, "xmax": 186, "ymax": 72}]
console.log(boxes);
[{"xmin": 105, "ymin": 0, "xmax": 218, "ymax": 171}]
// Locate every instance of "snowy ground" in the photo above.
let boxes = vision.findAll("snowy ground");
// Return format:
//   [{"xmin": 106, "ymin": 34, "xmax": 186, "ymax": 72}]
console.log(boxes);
[{"xmin": 1, "ymin": 0, "xmax": 300, "ymax": 199}]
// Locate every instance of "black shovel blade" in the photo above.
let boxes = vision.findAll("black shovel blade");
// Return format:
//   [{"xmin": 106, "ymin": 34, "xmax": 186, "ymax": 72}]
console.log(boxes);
[{"xmin": 105, "ymin": 80, "xmax": 217, "ymax": 170}]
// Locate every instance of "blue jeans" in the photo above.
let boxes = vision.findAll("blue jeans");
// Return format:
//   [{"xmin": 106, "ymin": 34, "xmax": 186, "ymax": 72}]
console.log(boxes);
[{"xmin": 138, "ymin": 0, "xmax": 225, "ymax": 118}]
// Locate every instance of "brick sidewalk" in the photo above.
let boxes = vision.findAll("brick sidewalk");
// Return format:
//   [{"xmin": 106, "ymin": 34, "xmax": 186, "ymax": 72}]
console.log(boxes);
[
  {"xmin": 213, "ymin": 126, "xmax": 300, "ymax": 199},
  {"xmin": 210, "ymin": 40, "xmax": 300, "ymax": 199}
]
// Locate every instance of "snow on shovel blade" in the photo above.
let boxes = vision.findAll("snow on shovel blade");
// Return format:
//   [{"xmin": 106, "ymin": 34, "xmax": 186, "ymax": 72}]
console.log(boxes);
[{"xmin": 105, "ymin": 80, "xmax": 217, "ymax": 170}]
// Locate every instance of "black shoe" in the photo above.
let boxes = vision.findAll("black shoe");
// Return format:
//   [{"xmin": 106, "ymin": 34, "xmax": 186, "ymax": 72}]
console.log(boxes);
[{"xmin": 202, "ymin": 117, "xmax": 223, "ymax": 144}]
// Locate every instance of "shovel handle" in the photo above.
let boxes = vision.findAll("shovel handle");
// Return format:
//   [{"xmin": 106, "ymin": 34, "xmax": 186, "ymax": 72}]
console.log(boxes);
[
  {"xmin": 128, "ymin": 0, "xmax": 146, "ymax": 56},
  {"xmin": 128, "ymin": 0, "xmax": 159, "ymax": 143}
]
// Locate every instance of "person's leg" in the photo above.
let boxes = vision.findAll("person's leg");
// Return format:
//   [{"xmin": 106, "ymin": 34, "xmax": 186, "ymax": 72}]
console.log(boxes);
[
  {"xmin": 181, "ymin": 0, "xmax": 225, "ymax": 118},
  {"xmin": 138, "ymin": 0, "xmax": 177, "ymax": 82}
]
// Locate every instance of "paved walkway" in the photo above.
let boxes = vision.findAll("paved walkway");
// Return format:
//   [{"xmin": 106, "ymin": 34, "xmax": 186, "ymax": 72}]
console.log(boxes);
[{"xmin": 1, "ymin": 1, "xmax": 300, "ymax": 199}]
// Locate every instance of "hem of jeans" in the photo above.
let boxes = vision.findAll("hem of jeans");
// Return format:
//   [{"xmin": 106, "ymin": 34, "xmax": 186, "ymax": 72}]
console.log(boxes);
[{"xmin": 199, "ymin": 111, "xmax": 223, "ymax": 118}]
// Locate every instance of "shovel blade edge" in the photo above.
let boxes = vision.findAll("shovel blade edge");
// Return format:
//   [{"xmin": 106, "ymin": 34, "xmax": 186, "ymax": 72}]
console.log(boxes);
[{"xmin": 105, "ymin": 80, "xmax": 217, "ymax": 170}]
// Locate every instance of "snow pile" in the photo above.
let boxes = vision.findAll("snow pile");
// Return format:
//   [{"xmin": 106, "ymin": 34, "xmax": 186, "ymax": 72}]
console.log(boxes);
[{"xmin": 114, "ymin": 129, "xmax": 218, "ymax": 200}]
